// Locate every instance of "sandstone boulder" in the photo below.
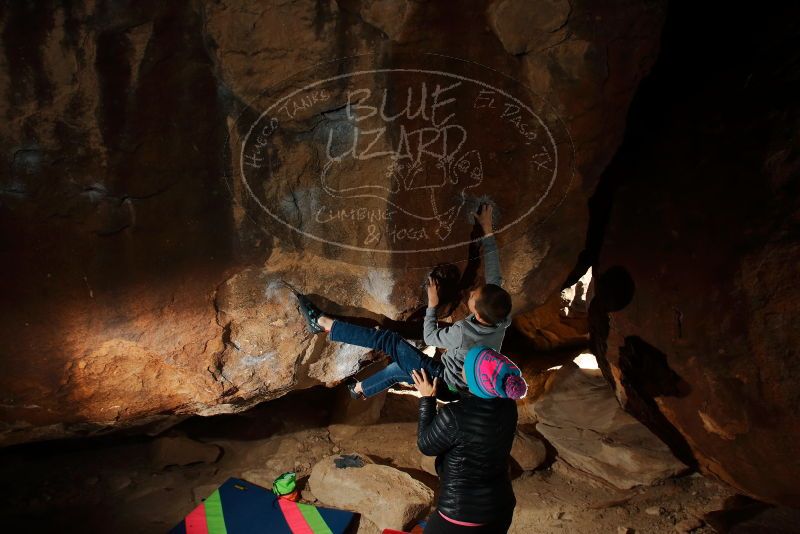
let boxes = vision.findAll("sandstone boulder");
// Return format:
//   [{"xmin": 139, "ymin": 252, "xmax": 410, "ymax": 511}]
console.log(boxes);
[
  {"xmin": 326, "ymin": 422, "xmax": 431, "ymax": 499},
  {"xmin": 0, "ymin": 0, "xmax": 665, "ymax": 445},
  {"xmin": 516, "ymin": 368, "xmax": 560, "ymax": 426},
  {"xmin": 309, "ymin": 453, "xmax": 433, "ymax": 532},
  {"xmin": 587, "ymin": 2, "xmax": 800, "ymax": 506},
  {"xmin": 533, "ymin": 363, "xmax": 685, "ymax": 489},
  {"xmin": 487, "ymin": 0, "xmax": 572, "ymax": 55},
  {"xmin": 511, "ymin": 431, "xmax": 547, "ymax": 471},
  {"xmin": 213, "ymin": 269, "xmax": 377, "ymax": 405}
]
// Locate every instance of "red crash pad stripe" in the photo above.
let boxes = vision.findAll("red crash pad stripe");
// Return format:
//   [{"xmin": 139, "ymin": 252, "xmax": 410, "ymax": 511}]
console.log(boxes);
[
  {"xmin": 185, "ymin": 502, "xmax": 209, "ymax": 534},
  {"xmin": 278, "ymin": 498, "xmax": 314, "ymax": 533}
]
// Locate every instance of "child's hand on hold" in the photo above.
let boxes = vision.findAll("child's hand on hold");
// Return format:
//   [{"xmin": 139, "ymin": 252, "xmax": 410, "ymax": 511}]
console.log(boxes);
[
  {"xmin": 475, "ymin": 203, "xmax": 494, "ymax": 235},
  {"xmin": 427, "ymin": 275, "xmax": 440, "ymax": 308},
  {"xmin": 412, "ymin": 369, "xmax": 438, "ymax": 397}
]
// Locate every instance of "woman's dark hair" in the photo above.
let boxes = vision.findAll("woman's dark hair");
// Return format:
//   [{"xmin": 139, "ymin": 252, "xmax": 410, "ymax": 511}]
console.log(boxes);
[{"xmin": 475, "ymin": 284, "xmax": 512, "ymax": 324}]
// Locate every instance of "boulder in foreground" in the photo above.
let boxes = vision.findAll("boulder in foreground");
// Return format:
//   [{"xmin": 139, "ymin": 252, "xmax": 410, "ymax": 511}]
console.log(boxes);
[
  {"xmin": 309, "ymin": 452, "xmax": 433, "ymax": 531},
  {"xmin": 534, "ymin": 363, "xmax": 686, "ymax": 489}
]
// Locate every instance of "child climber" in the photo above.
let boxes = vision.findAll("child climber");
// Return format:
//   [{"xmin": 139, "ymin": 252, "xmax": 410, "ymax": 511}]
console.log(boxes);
[
  {"xmin": 292, "ymin": 203, "xmax": 524, "ymax": 400},
  {"xmin": 423, "ymin": 203, "xmax": 513, "ymax": 396}
]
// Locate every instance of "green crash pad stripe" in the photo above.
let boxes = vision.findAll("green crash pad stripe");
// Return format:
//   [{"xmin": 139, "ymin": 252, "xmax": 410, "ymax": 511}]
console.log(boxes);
[
  {"xmin": 204, "ymin": 490, "xmax": 228, "ymax": 534},
  {"xmin": 298, "ymin": 502, "xmax": 333, "ymax": 533}
]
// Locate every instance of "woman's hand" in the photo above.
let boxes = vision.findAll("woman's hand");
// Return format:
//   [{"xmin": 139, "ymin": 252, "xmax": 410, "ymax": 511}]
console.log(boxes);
[
  {"xmin": 412, "ymin": 369, "xmax": 438, "ymax": 397},
  {"xmin": 426, "ymin": 275, "xmax": 440, "ymax": 308}
]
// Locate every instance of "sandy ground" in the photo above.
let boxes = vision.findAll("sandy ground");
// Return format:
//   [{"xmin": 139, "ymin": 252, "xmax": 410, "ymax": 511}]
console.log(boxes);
[{"xmin": 0, "ymin": 387, "xmax": 795, "ymax": 534}]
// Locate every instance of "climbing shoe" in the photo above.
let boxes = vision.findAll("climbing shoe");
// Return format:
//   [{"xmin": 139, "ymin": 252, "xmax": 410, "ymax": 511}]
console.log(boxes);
[
  {"xmin": 345, "ymin": 377, "xmax": 366, "ymax": 400},
  {"xmin": 283, "ymin": 281, "xmax": 325, "ymax": 334}
]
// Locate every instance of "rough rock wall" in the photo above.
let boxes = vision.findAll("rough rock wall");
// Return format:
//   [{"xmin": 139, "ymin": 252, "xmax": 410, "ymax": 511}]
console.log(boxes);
[
  {"xmin": 0, "ymin": 0, "xmax": 664, "ymax": 445},
  {"xmin": 589, "ymin": 4, "xmax": 800, "ymax": 506}
]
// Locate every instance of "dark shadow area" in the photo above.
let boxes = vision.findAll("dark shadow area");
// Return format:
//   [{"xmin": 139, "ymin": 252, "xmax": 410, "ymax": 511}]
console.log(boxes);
[
  {"xmin": 0, "ymin": 383, "xmax": 363, "ymax": 532},
  {"xmin": 593, "ymin": 266, "xmax": 635, "ymax": 313},
  {"xmin": 0, "ymin": 427, "xmax": 155, "ymax": 458},
  {"xmin": 619, "ymin": 337, "xmax": 691, "ymax": 399},
  {"xmin": 703, "ymin": 495, "xmax": 800, "ymax": 534},
  {"xmin": 176, "ymin": 386, "xmax": 338, "ymax": 442},
  {"xmin": 616, "ymin": 336, "xmax": 696, "ymax": 468},
  {"xmin": 589, "ymin": 264, "xmax": 697, "ymax": 468},
  {"xmin": 0, "ymin": 386, "xmax": 339, "ymax": 459},
  {"xmin": 584, "ymin": 0, "xmax": 800, "ymax": 480}
]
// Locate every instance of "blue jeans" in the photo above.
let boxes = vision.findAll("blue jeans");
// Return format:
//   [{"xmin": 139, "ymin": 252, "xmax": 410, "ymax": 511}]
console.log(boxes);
[{"xmin": 329, "ymin": 320, "xmax": 444, "ymax": 398}]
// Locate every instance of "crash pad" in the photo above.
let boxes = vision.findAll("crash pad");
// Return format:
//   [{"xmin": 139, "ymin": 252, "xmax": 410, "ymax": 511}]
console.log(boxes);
[{"xmin": 170, "ymin": 478, "xmax": 355, "ymax": 534}]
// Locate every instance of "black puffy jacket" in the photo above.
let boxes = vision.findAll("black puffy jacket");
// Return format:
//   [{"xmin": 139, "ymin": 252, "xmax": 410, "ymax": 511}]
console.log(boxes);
[{"xmin": 417, "ymin": 392, "xmax": 518, "ymax": 524}]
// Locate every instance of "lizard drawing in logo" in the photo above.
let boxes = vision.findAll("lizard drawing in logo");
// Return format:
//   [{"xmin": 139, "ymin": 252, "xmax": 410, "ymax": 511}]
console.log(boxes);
[{"xmin": 319, "ymin": 148, "xmax": 484, "ymax": 241}]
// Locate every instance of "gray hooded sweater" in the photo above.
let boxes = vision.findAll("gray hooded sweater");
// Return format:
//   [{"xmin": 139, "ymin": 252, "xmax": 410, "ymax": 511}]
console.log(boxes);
[{"xmin": 423, "ymin": 235, "xmax": 512, "ymax": 389}]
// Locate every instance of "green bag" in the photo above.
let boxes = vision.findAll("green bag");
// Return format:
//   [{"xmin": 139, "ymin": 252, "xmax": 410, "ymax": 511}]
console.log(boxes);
[{"xmin": 272, "ymin": 471, "xmax": 297, "ymax": 496}]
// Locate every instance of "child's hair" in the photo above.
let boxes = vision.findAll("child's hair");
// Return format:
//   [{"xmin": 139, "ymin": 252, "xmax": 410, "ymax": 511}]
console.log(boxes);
[{"xmin": 475, "ymin": 284, "xmax": 512, "ymax": 325}]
